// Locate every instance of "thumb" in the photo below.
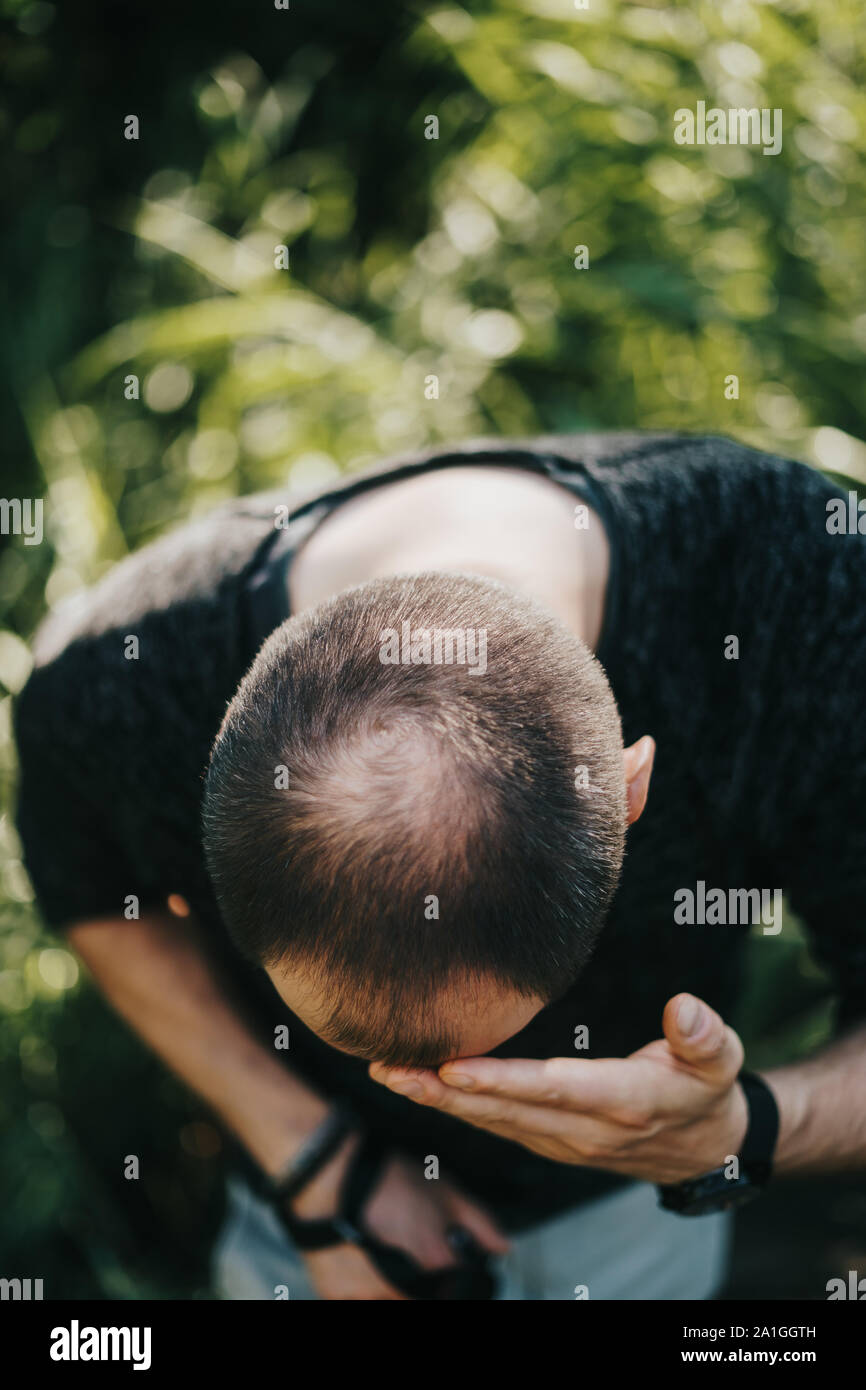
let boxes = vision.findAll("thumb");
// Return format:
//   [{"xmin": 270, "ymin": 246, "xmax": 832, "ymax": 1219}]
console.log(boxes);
[{"xmin": 663, "ymin": 993, "xmax": 744, "ymax": 1082}]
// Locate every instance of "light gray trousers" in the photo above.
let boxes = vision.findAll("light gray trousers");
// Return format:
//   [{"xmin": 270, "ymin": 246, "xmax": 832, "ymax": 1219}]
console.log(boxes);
[{"xmin": 213, "ymin": 1174, "xmax": 731, "ymax": 1301}]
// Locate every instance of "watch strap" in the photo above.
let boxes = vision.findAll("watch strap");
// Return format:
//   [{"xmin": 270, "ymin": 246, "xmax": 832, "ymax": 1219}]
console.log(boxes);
[
  {"xmin": 656, "ymin": 1069, "xmax": 780, "ymax": 1214},
  {"xmin": 279, "ymin": 1129, "xmax": 385, "ymax": 1252},
  {"xmin": 738, "ymin": 1070, "xmax": 780, "ymax": 1174},
  {"xmin": 278, "ymin": 1132, "xmax": 498, "ymax": 1299},
  {"xmin": 264, "ymin": 1105, "xmax": 356, "ymax": 1206}
]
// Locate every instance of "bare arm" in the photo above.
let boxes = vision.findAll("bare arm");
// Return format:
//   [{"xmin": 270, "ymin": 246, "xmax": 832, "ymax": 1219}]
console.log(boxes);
[
  {"xmin": 764, "ymin": 1022, "xmax": 866, "ymax": 1175},
  {"xmin": 65, "ymin": 908, "xmax": 330, "ymax": 1177},
  {"xmin": 64, "ymin": 907, "xmax": 510, "ymax": 1299}
]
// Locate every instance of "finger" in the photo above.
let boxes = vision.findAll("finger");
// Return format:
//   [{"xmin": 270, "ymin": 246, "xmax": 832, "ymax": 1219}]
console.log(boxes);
[
  {"xmin": 662, "ymin": 993, "xmax": 744, "ymax": 1082},
  {"xmin": 435, "ymin": 1055, "xmax": 640, "ymax": 1114},
  {"xmin": 371, "ymin": 1063, "xmax": 640, "ymax": 1162},
  {"xmin": 368, "ymin": 1063, "xmax": 437, "ymax": 1094},
  {"xmin": 443, "ymin": 1189, "xmax": 512, "ymax": 1255},
  {"xmin": 371, "ymin": 1065, "xmax": 588, "ymax": 1138}
]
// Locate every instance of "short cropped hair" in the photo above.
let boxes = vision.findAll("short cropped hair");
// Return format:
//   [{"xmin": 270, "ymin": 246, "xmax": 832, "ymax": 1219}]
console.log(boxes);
[{"xmin": 203, "ymin": 572, "xmax": 626, "ymax": 1066}]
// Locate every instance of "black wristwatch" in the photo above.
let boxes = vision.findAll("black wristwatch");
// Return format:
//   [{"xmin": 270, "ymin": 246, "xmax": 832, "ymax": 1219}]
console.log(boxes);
[{"xmin": 657, "ymin": 1070, "xmax": 779, "ymax": 1216}]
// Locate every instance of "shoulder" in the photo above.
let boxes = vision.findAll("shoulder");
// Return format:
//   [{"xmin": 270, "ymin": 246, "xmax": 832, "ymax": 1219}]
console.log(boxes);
[
  {"xmin": 15, "ymin": 492, "xmax": 283, "ymax": 760},
  {"xmin": 558, "ymin": 430, "xmax": 831, "ymax": 506},
  {"xmin": 564, "ymin": 432, "xmax": 858, "ymax": 576},
  {"xmin": 29, "ymin": 493, "xmax": 280, "ymax": 669}
]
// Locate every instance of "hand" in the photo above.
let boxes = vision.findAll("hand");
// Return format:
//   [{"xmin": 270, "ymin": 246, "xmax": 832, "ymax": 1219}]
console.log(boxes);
[
  {"xmin": 285, "ymin": 1132, "xmax": 510, "ymax": 1300},
  {"xmin": 370, "ymin": 993, "xmax": 749, "ymax": 1186}
]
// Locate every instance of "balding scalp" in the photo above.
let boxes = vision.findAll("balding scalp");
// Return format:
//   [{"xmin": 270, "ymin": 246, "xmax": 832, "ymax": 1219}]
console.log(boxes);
[{"xmin": 204, "ymin": 572, "xmax": 625, "ymax": 1065}]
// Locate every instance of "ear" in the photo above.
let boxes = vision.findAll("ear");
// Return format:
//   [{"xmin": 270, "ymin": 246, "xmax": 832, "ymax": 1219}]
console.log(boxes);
[{"xmin": 622, "ymin": 735, "xmax": 655, "ymax": 826}]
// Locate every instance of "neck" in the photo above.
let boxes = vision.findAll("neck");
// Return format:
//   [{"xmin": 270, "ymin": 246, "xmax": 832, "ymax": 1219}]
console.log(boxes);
[{"xmin": 289, "ymin": 464, "xmax": 609, "ymax": 651}]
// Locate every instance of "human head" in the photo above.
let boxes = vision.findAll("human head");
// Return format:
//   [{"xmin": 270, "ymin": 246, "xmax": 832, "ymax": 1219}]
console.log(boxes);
[{"xmin": 203, "ymin": 572, "xmax": 650, "ymax": 1067}]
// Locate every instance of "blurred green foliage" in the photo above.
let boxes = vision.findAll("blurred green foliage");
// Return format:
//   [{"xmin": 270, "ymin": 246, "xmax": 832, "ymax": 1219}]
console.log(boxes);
[{"xmin": 0, "ymin": 0, "xmax": 864, "ymax": 1296}]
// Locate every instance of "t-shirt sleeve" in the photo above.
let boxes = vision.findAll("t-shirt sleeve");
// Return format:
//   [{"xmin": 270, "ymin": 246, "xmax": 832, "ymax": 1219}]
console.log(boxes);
[
  {"xmin": 738, "ymin": 463, "xmax": 866, "ymax": 1028},
  {"xmin": 14, "ymin": 654, "xmax": 136, "ymax": 930}
]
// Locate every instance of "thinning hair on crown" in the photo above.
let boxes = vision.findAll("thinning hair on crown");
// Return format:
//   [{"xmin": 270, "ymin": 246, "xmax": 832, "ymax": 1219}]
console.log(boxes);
[{"xmin": 203, "ymin": 572, "xmax": 626, "ymax": 1067}]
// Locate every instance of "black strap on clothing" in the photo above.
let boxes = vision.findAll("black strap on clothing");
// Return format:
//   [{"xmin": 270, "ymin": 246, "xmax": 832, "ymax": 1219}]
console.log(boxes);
[
  {"xmin": 277, "ymin": 1132, "xmax": 497, "ymax": 1299},
  {"xmin": 280, "ymin": 446, "xmax": 560, "ymax": 526}
]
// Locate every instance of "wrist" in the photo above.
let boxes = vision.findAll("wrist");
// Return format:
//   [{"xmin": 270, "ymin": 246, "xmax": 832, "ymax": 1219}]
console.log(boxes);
[
  {"xmin": 719, "ymin": 1075, "xmax": 750, "ymax": 1163},
  {"xmin": 658, "ymin": 1071, "xmax": 778, "ymax": 1215},
  {"xmin": 672, "ymin": 1080, "xmax": 748, "ymax": 1183},
  {"xmin": 286, "ymin": 1129, "xmax": 361, "ymax": 1219},
  {"xmin": 247, "ymin": 1095, "xmax": 333, "ymax": 1181}
]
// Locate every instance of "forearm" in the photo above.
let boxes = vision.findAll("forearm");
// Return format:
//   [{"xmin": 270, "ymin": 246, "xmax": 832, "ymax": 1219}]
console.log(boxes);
[
  {"xmin": 762, "ymin": 1022, "xmax": 866, "ymax": 1175},
  {"xmin": 66, "ymin": 910, "xmax": 330, "ymax": 1177}
]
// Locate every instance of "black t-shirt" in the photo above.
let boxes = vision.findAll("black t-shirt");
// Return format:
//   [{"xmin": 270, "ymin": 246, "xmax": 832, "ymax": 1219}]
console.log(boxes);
[{"xmin": 14, "ymin": 432, "xmax": 866, "ymax": 1230}]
